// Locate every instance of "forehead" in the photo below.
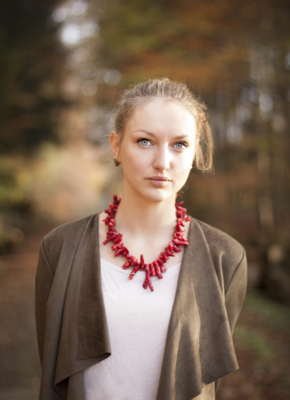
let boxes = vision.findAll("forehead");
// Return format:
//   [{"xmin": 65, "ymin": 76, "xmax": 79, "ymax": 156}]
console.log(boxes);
[{"xmin": 125, "ymin": 98, "xmax": 196, "ymax": 138}]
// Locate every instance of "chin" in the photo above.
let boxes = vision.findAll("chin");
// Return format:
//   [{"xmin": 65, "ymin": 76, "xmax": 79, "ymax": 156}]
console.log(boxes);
[{"xmin": 141, "ymin": 188, "xmax": 174, "ymax": 204}]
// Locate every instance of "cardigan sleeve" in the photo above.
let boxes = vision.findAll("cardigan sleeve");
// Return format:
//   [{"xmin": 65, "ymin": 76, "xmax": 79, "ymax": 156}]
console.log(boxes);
[
  {"xmin": 224, "ymin": 248, "xmax": 248, "ymax": 333},
  {"xmin": 35, "ymin": 239, "xmax": 55, "ymax": 366},
  {"xmin": 215, "ymin": 248, "xmax": 247, "ymax": 394}
]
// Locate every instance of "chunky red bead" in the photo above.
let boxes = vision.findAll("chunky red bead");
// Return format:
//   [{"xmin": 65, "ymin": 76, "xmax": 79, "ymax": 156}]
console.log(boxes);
[{"xmin": 122, "ymin": 261, "xmax": 131, "ymax": 269}]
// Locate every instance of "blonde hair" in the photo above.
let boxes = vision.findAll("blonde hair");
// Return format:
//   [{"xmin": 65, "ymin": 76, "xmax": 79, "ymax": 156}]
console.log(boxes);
[{"xmin": 114, "ymin": 78, "xmax": 213, "ymax": 173}]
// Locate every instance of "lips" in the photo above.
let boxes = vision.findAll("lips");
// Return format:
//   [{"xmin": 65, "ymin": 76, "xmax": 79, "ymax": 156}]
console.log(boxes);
[{"xmin": 147, "ymin": 176, "xmax": 171, "ymax": 181}]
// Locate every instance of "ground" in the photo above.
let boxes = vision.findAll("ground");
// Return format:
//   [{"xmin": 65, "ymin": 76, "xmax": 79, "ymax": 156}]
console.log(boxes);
[
  {"xmin": 217, "ymin": 292, "xmax": 290, "ymax": 400},
  {"xmin": 0, "ymin": 229, "xmax": 289, "ymax": 400}
]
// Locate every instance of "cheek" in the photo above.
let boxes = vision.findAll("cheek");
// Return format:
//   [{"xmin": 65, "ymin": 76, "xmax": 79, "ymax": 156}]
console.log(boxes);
[
  {"xmin": 179, "ymin": 151, "xmax": 195, "ymax": 171},
  {"xmin": 174, "ymin": 154, "xmax": 194, "ymax": 186},
  {"xmin": 121, "ymin": 146, "xmax": 149, "ymax": 173}
]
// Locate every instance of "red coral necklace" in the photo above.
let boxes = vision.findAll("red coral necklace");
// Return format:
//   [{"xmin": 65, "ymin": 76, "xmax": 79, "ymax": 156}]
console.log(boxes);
[{"xmin": 103, "ymin": 195, "xmax": 191, "ymax": 291}]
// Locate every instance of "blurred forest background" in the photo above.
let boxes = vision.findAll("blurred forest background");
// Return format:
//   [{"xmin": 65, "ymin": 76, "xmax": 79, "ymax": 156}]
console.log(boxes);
[{"xmin": 0, "ymin": 0, "xmax": 290, "ymax": 399}]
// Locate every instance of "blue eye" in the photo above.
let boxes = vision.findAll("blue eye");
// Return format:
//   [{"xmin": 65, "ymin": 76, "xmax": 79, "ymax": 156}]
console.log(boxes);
[
  {"xmin": 174, "ymin": 142, "xmax": 187, "ymax": 150},
  {"xmin": 138, "ymin": 139, "xmax": 151, "ymax": 146}
]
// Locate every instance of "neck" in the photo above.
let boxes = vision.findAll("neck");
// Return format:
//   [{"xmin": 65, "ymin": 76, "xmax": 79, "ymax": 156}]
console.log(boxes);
[{"xmin": 114, "ymin": 191, "xmax": 177, "ymax": 236}]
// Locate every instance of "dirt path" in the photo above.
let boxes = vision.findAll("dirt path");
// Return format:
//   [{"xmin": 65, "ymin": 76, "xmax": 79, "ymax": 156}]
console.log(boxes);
[{"xmin": 0, "ymin": 228, "xmax": 289, "ymax": 400}]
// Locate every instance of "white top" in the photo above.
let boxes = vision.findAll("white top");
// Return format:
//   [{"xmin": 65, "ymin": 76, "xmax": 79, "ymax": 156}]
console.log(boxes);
[{"xmin": 83, "ymin": 258, "xmax": 181, "ymax": 400}]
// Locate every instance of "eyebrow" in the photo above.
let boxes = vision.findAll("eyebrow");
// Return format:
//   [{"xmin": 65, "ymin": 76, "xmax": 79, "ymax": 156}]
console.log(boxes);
[{"xmin": 132, "ymin": 129, "xmax": 190, "ymax": 140}]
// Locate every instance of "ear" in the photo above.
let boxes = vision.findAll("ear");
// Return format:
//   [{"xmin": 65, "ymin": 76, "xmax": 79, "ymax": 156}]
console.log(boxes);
[{"xmin": 110, "ymin": 131, "xmax": 121, "ymax": 162}]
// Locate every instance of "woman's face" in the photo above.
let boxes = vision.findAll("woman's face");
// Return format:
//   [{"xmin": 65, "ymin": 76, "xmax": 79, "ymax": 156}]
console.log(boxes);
[{"xmin": 111, "ymin": 97, "xmax": 197, "ymax": 203}]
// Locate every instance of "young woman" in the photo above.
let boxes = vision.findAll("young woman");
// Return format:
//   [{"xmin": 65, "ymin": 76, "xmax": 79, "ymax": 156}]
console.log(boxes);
[{"xmin": 35, "ymin": 78, "xmax": 247, "ymax": 400}]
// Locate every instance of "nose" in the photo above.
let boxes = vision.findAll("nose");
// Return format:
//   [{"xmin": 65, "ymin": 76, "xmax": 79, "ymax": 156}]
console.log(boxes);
[{"xmin": 153, "ymin": 145, "xmax": 171, "ymax": 171}]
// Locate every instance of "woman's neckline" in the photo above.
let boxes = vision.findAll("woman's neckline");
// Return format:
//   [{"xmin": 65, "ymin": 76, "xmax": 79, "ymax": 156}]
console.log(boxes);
[
  {"xmin": 98, "ymin": 211, "xmax": 192, "ymax": 270},
  {"xmin": 100, "ymin": 257, "xmax": 182, "ymax": 276}
]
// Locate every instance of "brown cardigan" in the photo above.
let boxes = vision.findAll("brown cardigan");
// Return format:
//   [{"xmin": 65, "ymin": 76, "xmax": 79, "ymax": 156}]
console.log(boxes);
[{"xmin": 35, "ymin": 213, "xmax": 247, "ymax": 400}]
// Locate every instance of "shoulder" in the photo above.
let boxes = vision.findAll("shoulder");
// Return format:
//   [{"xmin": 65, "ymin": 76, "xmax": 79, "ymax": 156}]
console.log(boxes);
[
  {"xmin": 41, "ymin": 213, "xmax": 99, "ymax": 272},
  {"xmin": 190, "ymin": 218, "xmax": 246, "ymax": 291},
  {"xmin": 43, "ymin": 213, "xmax": 97, "ymax": 243},
  {"xmin": 193, "ymin": 218, "xmax": 244, "ymax": 257}
]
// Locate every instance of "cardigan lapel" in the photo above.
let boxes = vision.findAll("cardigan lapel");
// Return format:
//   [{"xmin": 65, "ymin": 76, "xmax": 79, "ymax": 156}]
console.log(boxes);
[
  {"xmin": 156, "ymin": 218, "xmax": 238, "ymax": 400},
  {"xmin": 77, "ymin": 214, "xmax": 111, "ymax": 360},
  {"xmin": 53, "ymin": 214, "xmax": 238, "ymax": 399}
]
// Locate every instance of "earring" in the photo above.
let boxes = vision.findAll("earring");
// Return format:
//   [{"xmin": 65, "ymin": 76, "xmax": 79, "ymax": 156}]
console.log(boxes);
[{"xmin": 114, "ymin": 158, "xmax": 120, "ymax": 166}]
